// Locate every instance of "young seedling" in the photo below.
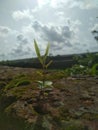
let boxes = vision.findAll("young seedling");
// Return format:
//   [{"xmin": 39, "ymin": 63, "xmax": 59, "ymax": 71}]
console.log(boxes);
[{"xmin": 34, "ymin": 40, "xmax": 53, "ymax": 99}]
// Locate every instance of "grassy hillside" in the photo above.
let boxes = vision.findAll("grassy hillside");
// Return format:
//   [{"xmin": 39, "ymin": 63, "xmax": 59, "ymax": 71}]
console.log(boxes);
[{"xmin": 0, "ymin": 52, "xmax": 98, "ymax": 69}]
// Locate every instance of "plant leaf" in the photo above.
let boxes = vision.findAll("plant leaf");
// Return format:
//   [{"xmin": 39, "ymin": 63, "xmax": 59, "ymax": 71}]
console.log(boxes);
[
  {"xmin": 45, "ymin": 60, "xmax": 53, "ymax": 69},
  {"xmin": 43, "ymin": 43, "xmax": 50, "ymax": 61},
  {"xmin": 34, "ymin": 39, "xmax": 43, "ymax": 65},
  {"xmin": 44, "ymin": 81, "xmax": 53, "ymax": 87},
  {"xmin": 37, "ymin": 81, "xmax": 43, "ymax": 85},
  {"xmin": 37, "ymin": 81, "xmax": 44, "ymax": 89},
  {"xmin": 36, "ymin": 71, "xmax": 43, "ymax": 77}
]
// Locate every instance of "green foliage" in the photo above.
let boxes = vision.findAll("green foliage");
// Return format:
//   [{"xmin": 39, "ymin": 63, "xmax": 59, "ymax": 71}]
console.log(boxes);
[
  {"xmin": 73, "ymin": 52, "xmax": 98, "ymax": 67},
  {"xmin": 34, "ymin": 40, "xmax": 53, "ymax": 91},
  {"xmin": 34, "ymin": 40, "xmax": 43, "ymax": 65},
  {"xmin": 91, "ymin": 63, "xmax": 98, "ymax": 75},
  {"xmin": 53, "ymin": 71, "xmax": 67, "ymax": 79},
  {"xmin": 92, "ymin": 18, "xmax": 98, "ymax": 42},
  {"xmin": 4, "ymin": 76, "xmax": 31, "ymax": 91},
  {"xmin": 37, "ymin": 81, "xmax": 53, "ymax": 90},
  {"xmin": 15, "ymin": 79, "xmax": 31, "ymax": 87},
  {"xmin": 66, "ymin": 65, "xmax": 91, "ymax": 76},
  {"xmin": 71, "ymin": 65, "xmax": 86, "ymax": 75},
  {"xmin": 34, "ymin": 40, "xmax": 52, "ymax": 69},
  {"xmin": 62, "ymin": 69, "xmax": 71, "ymax": 77}
]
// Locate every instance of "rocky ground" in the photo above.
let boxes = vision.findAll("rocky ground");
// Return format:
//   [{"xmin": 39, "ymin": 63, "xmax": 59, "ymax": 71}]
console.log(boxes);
[{"xmin": 0, "ymin": 66, "xmax": 98, "ymax": 130}]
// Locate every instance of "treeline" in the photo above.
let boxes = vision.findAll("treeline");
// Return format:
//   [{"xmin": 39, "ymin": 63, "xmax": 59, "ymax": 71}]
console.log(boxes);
[
  {"xmin": 0, "ymin": 52, "xmax": 98, "ymax": 69},
  {"xmin": 0, "ymin": 57, "xmax": 75, "ymax": 69}
]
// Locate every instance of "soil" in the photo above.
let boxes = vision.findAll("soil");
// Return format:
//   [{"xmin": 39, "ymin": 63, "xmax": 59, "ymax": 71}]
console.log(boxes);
[{"xmin": 0, "ymin": 66, "xmax": 98, "ymax": 130}]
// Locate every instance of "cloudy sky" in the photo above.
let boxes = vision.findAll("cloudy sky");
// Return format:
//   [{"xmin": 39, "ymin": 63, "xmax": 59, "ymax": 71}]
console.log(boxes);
[{"xmin": 0, "ymin": 0, "xmax": 98, "ymax": 61}]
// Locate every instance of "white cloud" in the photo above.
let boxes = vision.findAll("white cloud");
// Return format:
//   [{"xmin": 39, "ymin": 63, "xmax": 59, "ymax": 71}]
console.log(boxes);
[
  {"xmin": 0, "ymin": 26, "xmax": 11, "ymax": 37},
  {"xmin": 82, "ymin": 0, "xmax": 98, "ymax": 9},
  {"xmin": 37, "ymin": 0, "xmax": 64, "ymax": 8},
  {"xmin": 69, "ymin": 0, "xmax": 98, "ymax": 9},
  {"xmin": 10, "ymin": 45, "xmax": 33, "ymax": 58},
  {"xmin": 37, "ymin": 0, "xmax": 50, "ymax": 7},
  {"xmin": 12, "ymin": 9, "xmax": 33, "ymax": 21},
  {"xmin": 47, "ymin": 0, "xmax": 98, "ymax": 10},
  {"xmin": 0, "ymin": 26, "xmax": 33, "ymax": 60},
  {"xmin": 0, "ymin": 26, "xmax": 19, "ymax": 58},
  {"xmin": 92, "ymin": 23, "xmax": 98, "ymax": 31},
  {"xmin": 19, "ymin": 20, "xmax": 82, "ymax": 55}
]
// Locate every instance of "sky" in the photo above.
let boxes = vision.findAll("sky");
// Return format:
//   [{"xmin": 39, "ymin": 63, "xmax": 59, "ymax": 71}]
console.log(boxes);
[{"xmin": 0, "ymin": 0, "xmax": 98, "ymax": 61}]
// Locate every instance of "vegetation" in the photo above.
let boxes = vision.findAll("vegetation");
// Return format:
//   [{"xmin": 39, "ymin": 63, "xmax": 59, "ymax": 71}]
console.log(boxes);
[
  {"xmin": 34, "ymin": 40, "xmax": 53, "ymax": 91},
  {"xmin": 1, "ymin": 51, "xmax": 98, "ymax": 69},
  {"xmin": 66, "ymin": 52, "xmax": 98, "ymax": 76},
  {"xmin": 33, "ymin": 40, "xmax": 54, "ymax": 114},
  {"xmin": 4, "ymin": 75, "xmax": 31, "ymax": 91},
  {"xmin": 91, "ymin": 63, "xmax": 98, "ymax": 75},
  {"xmin": 68, "ymin": 65, "xmax": 90, "ymax": 76}
]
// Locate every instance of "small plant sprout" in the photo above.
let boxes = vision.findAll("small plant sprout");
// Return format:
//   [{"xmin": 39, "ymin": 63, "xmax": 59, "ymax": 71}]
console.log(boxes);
[
  {"xmin": 34, "ymin": 40, "xmax": 52, "ymax": 70},
  {"xmin": 34, "ymin": 40, "xmax": 53, "ymax": 96}
]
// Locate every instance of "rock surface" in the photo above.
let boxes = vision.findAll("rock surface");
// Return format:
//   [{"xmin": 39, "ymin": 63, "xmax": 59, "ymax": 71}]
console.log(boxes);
[{"xmin": 0, "ymin": 66, "xmax": 98, "ymax": 130}]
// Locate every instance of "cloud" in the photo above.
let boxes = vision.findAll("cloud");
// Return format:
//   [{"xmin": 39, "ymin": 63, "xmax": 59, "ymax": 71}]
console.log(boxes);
[
  {"xmin": 17, "ymin": 34, "xmax": 23, "ymax": 41},
  {"xmin": 0, "ymin": 54, "xmax": 6, "ymax": 61},
  {"xmin": 12, "ymin": 9, "xmax": 33, "ymax": 21},
  {"xmin": 31, "ymin": 20, "xmax": 79, "ymax": 54},
  {"xmin": 11, "ymin": 46, "xmax": 31, "ymax": 56},
  {"xmin": 92, "ymin": 23, "xmax": 98, "ymax": 31},
  {"xmin": 0, "ymin": 26, "xmax": 11, "ymax": 37},
  {"xmin": 19, "ymin": 19, "xmax": 81, "ymax": 55},
  {"xmin": 32, "ymin": 20, "xmax": 79, "ymax": 41},
  {"xmin": 68, "ymin": 0, "xmax": 98, "ymax": 9},
  {"xmin": 41, "ymin": 25, "xmax": 74, "ymax": 44},
  {"xmin": 8, "ymin": 44, "xmax": 33, "ymax": 60},
  {"xmin": 37, "ymin": 0, "xmax": 50, "ymax": 7},
  {"xmin": 48, "ymin": 0, "xmax": 98, "ymax": 10},
  {"xmin": 16, "ymin": 34, "xmax": 29, "ymax": 44}
]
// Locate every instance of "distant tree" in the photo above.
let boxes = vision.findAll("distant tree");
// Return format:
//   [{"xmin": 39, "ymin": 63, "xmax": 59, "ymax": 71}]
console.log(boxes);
[
  {"xmin": 92, "ymin": 17, "xmax": 98, "ymax": 42},
  {"xmin": 73, "ymin": 52, "xmax": 98, "ymax": 67},
  {"xmin": 92, "ymin": 30, "xmax": 98, "ymax": 41},
  {"xmin": 49, "ymin": 53, "xmax": 53, "ymax": 57}
]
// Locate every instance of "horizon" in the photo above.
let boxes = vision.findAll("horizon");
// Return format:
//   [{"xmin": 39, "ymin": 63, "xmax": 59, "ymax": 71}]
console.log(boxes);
[{"xmin": 0, "ymin": 50, "xmax": 98, "ymax": 62}]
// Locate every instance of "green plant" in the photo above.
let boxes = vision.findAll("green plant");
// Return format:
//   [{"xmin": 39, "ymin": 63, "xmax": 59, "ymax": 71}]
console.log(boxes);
[
  {"xmin": 4, "ymin": 76, "xmax": 30, "ymax": 91},
  {"xmin": 73, "ymin": 53, "xmax": 94, "ymax": 67},
  {"xmin": 34, "ymin": 40, "xmax": 53, "ymax": 96},
  {"xmin": 91, "ymin": 63, "xmax": 98, "ymax": 75},
  {"xmin": 68, "ymin": 64, "xmax": 90, "ymax": 76},
  {"xmin": 15, "ymin": 79, "xmax": 31, "ymax": 87},
  {"xmin": 34, "ymin": 40, "xmax": 52, "ymax": 70}
]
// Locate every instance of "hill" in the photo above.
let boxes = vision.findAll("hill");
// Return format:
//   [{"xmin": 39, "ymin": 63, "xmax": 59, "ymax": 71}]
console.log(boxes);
[{"xmin": 0, "ymin": 52, "xmax": 98, "ymax": 69}]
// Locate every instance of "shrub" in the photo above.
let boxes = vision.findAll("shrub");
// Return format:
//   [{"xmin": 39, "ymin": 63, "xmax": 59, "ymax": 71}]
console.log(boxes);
[
  {"xmin": 91, "ymin": 63, "xmax": 98, "ymax": 75},
  {"xmin": 67, "ymin": 65, "xmax": 90, "ymax": 76}
]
